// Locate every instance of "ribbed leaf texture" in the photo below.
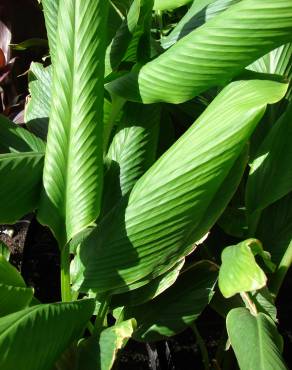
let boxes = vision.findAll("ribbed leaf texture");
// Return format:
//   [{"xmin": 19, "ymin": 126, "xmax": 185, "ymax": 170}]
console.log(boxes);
[
  {"xmin": 227, "ymin": 308, "xmax": 287, "ymax": 370},
  {"xmin": 107, "ymin": 0, "xmax": 292, "ymax": 103},
  {"xmin": 0, "ymin": 152, "xmax": 43, "ymax": 223},
  {"xmin": 79, "ymin": 80, "xmax": 287, "ymax": 293},
  {"xmin": 38, "ymin": 0, "xmax": 109, "ymax": 247},
  {"xmin": 0, "ymin": 300, "xmax": 94, "ymax": 370},
  {"xmin": 42, "ymin": 0, "xmax": 59, "ymax": 63},
  {"xmin": 25, "ymin": 62, "xmax": 52, "ymax": 139}
]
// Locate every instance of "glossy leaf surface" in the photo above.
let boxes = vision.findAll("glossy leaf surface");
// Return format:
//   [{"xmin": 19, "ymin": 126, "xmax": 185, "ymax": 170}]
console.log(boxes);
[
  {"xmin": 38, "ymin": 0, "xmax": 108, "ymax": 247},
  {"xmin": 80, "ymin": 80, "xmax": 287, "ymax": 293},
  {"xmin": 107, "ymin": 0, "xmax": 292, "ymax": 103}
]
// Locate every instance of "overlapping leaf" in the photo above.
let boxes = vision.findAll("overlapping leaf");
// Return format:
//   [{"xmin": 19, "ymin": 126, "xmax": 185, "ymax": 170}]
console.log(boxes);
[
  {"xmin": 79, "ymin": 80, "xmax": 287, "ymax": 293},
  {"xmin": 124, "ymin": 261, "xmax": 217, "ymax": 341},
  {"xmin": 0, "ymin": 114, "xmax": 45, "ymax": 153},
  {"xmin": 153, "ymin": 0, "xmax": 192, "ymax": 11},
  {"xmin": 161, "ymin": 0, "xmax": 241, "ymax": 49},
  {"xmin": 0, "ymin": 299, "xmax": 94, "ymax": 370},
  {"xmin": 227, "ymin": 308, "xmax": 287, "ymax": 370},
  {"xmin": 0, "ymin": 152, "xmax": 44, "ymax": 223},
  {"xmin": 42, "ymin": 0, "xmax": 59, "ymax": 63},
  {"xmin": 107, "ymin": 102, "xmax": 160, "ymax": 196},
  {"xmin": 25, "ymin": 62, "xmax": 52, "ymax": 139},
  {"xmin": 38, "ymin": 0, "xmax": 108, "ymax": 247},
  {"xmin": 107, "ymin": 0, "xmax": 292, "ymax": 103},
  {"xmin": 246, "ymin": 102, "xmax": 292, "ymax": 215}
]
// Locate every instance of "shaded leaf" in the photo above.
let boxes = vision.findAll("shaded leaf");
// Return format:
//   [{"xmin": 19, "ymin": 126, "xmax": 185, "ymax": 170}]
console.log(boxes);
[
  {"xmin": 25, "ymin": 63, "xmax": 52, "ymax": 139},
  {"xmin": 77, "ymin": 319, "xmax": 136, "ymax": 370},
  {"xmin": 124, "ymin": 261, "xmax": 217, "ymax": 341},
  {"xmin": 0, "ymin": 300, "xmax": 94, "ymax": 370},
  {"xmin": 107, "ymin": 0, "xmax": 292, "ymax": 103},
  {"xmin": 0, "ymin": 152, "xmax": 43, "ymax": 224},
  {"xmin": 80, "ymin": 80, "xmax": 287, "ymax": 293}
]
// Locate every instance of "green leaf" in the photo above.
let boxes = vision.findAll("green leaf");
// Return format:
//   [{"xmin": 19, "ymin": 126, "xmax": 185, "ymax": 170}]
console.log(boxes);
[
  {"xmin": 124, "ymin": 261, "xmax": 217, "ymax": 341},
  {"xmin": 246, "ymin": 101, "xmax": 292, "ymax": 215},
  {"xmin": 25, "ymin": 62, "xmax": 52, "ymax": 139},
  {"xmin": 0, "ymin": 152, "xmax": 44, "ymax": 224},
  {"xmin": 248, "ymin": 43, "xmax": 292, "ymax": 100},
  {"xmin": 10, "ymin": 38, "xmax": 48, "ymax": 51},
  {"xmin": 153, "ymin": 0, "xmax": 192, "ymax": 11},
  {"xmin": 0, "ymin": 241, "xmax": 10, "ymax": 261},
  {"xmin": 227, "ymin": 308, "xmax": 287, "ymax": 370},
  {"xmin": 107, "ymin": 0, "xmax": 292, "ymax": 103},
  {"xmin": 42, "ymin": 0, "xmax": 59, "ymax": 63},
  {"xmin": 0, "ymin": 255, "xmax": 26, "ymax": 287},
  {"xmin": 0, "ymin": 300, "xmax": 94, "ymax": 370},
  {"xmin": 0, "ymin": 114, "xmax": 45, "ymax": 153},
  {"xmin": 110, "ymin": 259, "xmax": 185, "ymax": 308},
  {"xmin": 77, "ymin": 319, "xmax": 136, "ymax": 370},
  {"xmin": 251, "ymin": 287, "xmax": 278, "ymax": 322},
  {"xmin": 38, "ymin": 0, "xmax": 109, "ymax": 247},
  {"xmin": 107, "ymin": 102, "xmax": 160, "ymax": 196},
  {"xmin": 219, "ymin": 239, "xmax": 267, "ymax": 298},
  {"xmin": 0, "ymin": 284, "xmax": 33, "ymax": 317},
  {"xmin": 80, "ymin": 80, "xmax": 287, "ymax": 293},
  {"xmin": 256, "ymin": 191, "xmax": 292, "ymax": 265},
  {"xmin": 161, "ymin": 0, "xmax": 241, "ymax": 49}
]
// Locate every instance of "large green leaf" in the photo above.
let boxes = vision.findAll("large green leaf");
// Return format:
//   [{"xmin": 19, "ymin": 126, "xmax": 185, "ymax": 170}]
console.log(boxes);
[
  {"xmin": 0, "ymin": 255, "xmax": 26, "ymax": 287},
  {"xmin": 37, "ymin": 0, "xmax": 109, "ymax": 247},
  {"xmin": 0, "ymin": 152, "xmax": 44, "ymax": 224},
  {"xmin": 124, "ymin": 261, "xmax": 217, "ymax": 341},
  {"xmin": 25, "ymin": 62, "xmax": 52, "ymax": 139},
  {"xmin": 0, "ymin": 299, "xmax": 94, "ymax": 370},
  {"xmin": 107, "ymin": 0, "xmax": 292, "ymax": 104},
  {"xmin": 218, "ymin": 239, "xmax": 267, "ymax": 298},
  {"xmin": 0, "ymin": 114, "xmax": 45, "ymax": 153},
  {"xmin": 79, "ymin": 80, "xmax": 287, "ymax": 293},
  {"xmin": 161, "ymin": 0, "xmax": 240, "ymax": 49},
  {"xmin": 246, "ymin": 102, "xmax": 292, "ymax": 215},
  {"xmin": 227, "ymin": 308, "xmax": 287, "ymax": 370}
]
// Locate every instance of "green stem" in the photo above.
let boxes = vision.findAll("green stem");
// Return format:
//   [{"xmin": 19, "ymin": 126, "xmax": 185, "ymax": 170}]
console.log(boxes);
[
  {"xmin": 61, "ymin": 245, "xmax": 72, "ymax": 302},
  {"xmin": 191, "ymin": 323, "xmax": 209, "ymax": 370},
  {"xmin": 269, "ymin": 242, "xmax": 292, "ymax": 297},
  {"xmin": 95, "ymin": 296, "xmax": 110, "ymax": 331},
  {"xmin": 240, "ymin": 292, "xmax": 257, "ymax": 316}
]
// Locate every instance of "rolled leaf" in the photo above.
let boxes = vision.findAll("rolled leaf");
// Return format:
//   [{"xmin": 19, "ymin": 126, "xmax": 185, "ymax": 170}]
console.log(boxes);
[
  {"xmin": 107, "ymin": 0, "xmax": 292, "ymax": 103},
  {"xmin": 38, "ymin": 0, "xmax": 109, "ymax": 247}
]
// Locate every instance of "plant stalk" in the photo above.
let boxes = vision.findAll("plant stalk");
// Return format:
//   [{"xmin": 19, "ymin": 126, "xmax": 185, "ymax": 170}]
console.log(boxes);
[
  {"xmin": 61, "ymin": 245, "xmax": 72, "ymax": 302},
  {"xmin": 191, "ymin": 323, "xmax": 209, "ymax": 370},
  {"xmin": 95, "ymin": 296, "xmax": 110, "ymax": 331},
  {"xmin": 269, "ymin": 242, "xmax": 292, "ymax": 297}
]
